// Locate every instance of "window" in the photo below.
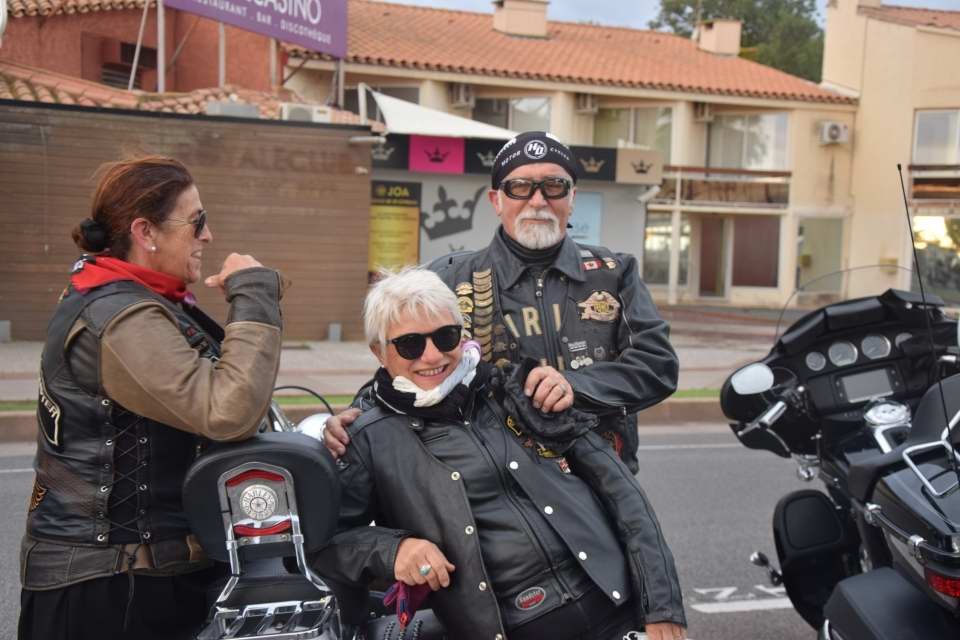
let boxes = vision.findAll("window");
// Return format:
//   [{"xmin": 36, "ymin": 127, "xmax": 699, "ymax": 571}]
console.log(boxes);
[
  {"xmin": 643, "ymin": 212, "xmax": 690, "ymax": 285},
  {"xmin": 474, "ymin": 97, "xmax": 551, "ymax": 131},
  {"xmin": 594, "ymin": 107, "xmax": 672, "ymax": 163},
  {"xmin": 914, "ymin": 111, "xmax": 960, "ymax": 165},
  {"xmin": 344, "ymin": 86, "xmax": 420, "ymax": 120},
  {"xmin": 912, "ymin": 215, "xmax": 960, "ymax": 305},
  {"xmin": 709, "ymin": 113, "xmax": 789, "ymax": 170},
  {"xmin": 731, "ymin": 216, "xmax": 780, "ymax": 287}
]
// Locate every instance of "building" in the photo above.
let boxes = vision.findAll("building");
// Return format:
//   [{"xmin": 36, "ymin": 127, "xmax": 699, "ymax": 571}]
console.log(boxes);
[
  {"xmin": 823, "ymin": 0, "xmax": 960, "ymax": 304},
  {"xmin": 0, "ymin": 0, "xmax": 378, "ymax": 340},
  {"xmin": 285, "ymin": 0, "xmax": 857, "ymax": 308}
]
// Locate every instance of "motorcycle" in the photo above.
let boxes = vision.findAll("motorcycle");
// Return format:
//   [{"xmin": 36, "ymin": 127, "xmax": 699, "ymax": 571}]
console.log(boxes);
[
  {"xmin": 181, "ymin": 392, "xmax": 445, "ymax": 640},
  {"xmin": 721, "ymin": 274, "xmax": 960, "ymax": 639}
]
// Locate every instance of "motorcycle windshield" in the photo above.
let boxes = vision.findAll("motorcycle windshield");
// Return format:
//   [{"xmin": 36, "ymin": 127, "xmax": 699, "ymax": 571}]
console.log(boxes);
[{"xmin": 722, "ymin": 264, "xmax": 959, "ymax": 456}]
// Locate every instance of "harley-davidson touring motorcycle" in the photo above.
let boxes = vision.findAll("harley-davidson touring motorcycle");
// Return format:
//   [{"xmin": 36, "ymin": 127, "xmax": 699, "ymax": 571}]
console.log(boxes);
[{"xmin": 721, "ymin": 277, "xmax": 960, "ymax": 639}]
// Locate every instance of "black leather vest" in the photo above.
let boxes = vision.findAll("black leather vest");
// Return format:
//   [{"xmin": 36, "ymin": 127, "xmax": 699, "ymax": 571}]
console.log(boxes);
[{"xmin": 29, "ymin": 280, "xmax": 223, "ymax": 546}]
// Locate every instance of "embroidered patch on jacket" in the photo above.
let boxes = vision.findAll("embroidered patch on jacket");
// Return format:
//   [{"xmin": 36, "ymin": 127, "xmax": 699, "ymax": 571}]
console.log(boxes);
[
  {"xmin": 600, "ymin": 429, "xmax": 624, "ymax": 456},
  {"xmin": 582, "ymin": 259, "xmax": 601, "ymax": 271},
  {"xmin": 29, "ymin": 479, "xmax": 47, "ymax": 512},
  {"xmin": 515, "ymin": 586, "xmax": 547, "ymax": 611},
  {"xmin": 577, "ymin": 291, "xmax": 621, "ymax": 322},
  {"xmin": 37, "ymin": 377, "xmax": 62, "ymax": 448}
]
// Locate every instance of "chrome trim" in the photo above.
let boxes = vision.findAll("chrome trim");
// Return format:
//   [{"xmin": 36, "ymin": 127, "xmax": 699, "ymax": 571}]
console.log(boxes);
[
  {"xmin": 901, "ymin": 440, "xmax": 960, "ymax": 498},
  {"xmin": 872, "ymin": 423, "xmax": 908, "ymax": 454}
]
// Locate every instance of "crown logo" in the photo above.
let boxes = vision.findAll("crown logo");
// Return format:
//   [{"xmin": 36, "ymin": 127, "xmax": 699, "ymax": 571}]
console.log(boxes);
[
  {"xmin": 476, "ymin": 150, "xmax": 496, "ymax": 168},
  {"xmin": 371, "ymin": 144, "xmax": 395, "ymax": 162},
  {"xmin": 631, "ymin": 160, "xmax": 653, "ymax": 174},
  {"xmin": 579, "ymin": 156, "xmax": 606, "ymax": 173},
  {"xmin": 425, "ymin": 147, "xmax": 450, "ymax": 163},
  {"xmin": 421, "ymin": 185, "xmax": 486, "ymax": 240}
]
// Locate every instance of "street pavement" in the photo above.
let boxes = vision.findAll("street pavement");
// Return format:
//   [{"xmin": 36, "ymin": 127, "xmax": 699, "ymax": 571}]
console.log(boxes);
[{"xmin": 0, "ymin": 305, "xmax": 789, "ymax": 403}]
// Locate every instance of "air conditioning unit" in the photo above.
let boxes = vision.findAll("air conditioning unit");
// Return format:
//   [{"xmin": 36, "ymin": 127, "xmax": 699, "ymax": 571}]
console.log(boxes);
[
  {"xmin": 819, "ymin": 121, "xmax": 850, "ymax": 145},
  {"xmin": 575, "ymin": 93, "xmax": 599, "ymax": 114},
  {"xmin": 449, "ymin": 83, "xmax": 476, "ymax": 109},
  {"xmin": 693, "ymin": 102, "xmax": 713, "ymax": 123},
  {"xmin": 280, "ymin": 102, "xmax": 333, "ymax": 124}
]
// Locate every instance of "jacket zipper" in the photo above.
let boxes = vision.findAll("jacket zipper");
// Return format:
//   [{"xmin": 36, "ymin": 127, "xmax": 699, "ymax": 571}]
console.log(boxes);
[
  {"xmin": 465, "ymin": 404, "xmax": 574, "ymax": 598},
  {"xmin": 535, "ymin": 274, "xmax": 561, "ymax": 369}
]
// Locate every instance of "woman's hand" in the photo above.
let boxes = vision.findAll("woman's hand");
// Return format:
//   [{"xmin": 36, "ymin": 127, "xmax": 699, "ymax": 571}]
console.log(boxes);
[
  {"xmin": 644, "ymin": 622, "xmax": 686, "ymax": 640},
  {"xmin": 204, "ymin": 253, "xmax": 263, "ymax": 294},
  {"xmin": 394, "ymin": 538, "xmax": 456, "ymax": 591}
]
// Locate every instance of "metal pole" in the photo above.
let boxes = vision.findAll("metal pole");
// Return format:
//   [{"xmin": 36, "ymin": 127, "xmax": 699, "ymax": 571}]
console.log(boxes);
[
  {"xmin": 269, "ymin": 38, "xmax": 277, "ymax": 87},
  {"xmin": 218, "ymin": 22, "xmax": 225, "ymax": 88},
  {"xmin": 157, "ymin": 0, "xmax": 166, "ymax": 92},
  {"xmin": 127, "ymin": 0, "xmax": 151, "ymax": 90}
]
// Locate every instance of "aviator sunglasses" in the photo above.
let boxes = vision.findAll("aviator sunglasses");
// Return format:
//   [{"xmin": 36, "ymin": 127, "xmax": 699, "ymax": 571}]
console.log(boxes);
[
  {"xmin": 500, "ymin": 177, "xmax": 572, "ymax": 200},
  {"xmin": 388, "ymin": 324, "xmax": 463, "ymax": 360},
  {"xmin": 167, "ymin": 209, "xmax": 208, "ymax": 238}
]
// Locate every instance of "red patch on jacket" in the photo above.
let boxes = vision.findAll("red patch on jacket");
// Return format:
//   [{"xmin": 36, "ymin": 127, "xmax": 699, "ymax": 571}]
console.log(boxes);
[{"xmin": 515, "ymin": 586, "xmax": 547, "ymax": 611}]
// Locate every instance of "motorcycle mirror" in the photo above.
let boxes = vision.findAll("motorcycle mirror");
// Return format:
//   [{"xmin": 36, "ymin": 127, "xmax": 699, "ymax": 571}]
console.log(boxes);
[
  {"xmin": 295, "ymin": 412, "xmax": 332, "ymax": 442},
  {"xmin": 730, "ymin": 363, "xmax": 775, "ymax": 395}
]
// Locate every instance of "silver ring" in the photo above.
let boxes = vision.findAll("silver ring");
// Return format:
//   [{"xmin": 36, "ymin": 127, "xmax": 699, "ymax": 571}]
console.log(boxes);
[{"xmin": 418, "ymin": 564, "xmax": 432, "ymax": 576}]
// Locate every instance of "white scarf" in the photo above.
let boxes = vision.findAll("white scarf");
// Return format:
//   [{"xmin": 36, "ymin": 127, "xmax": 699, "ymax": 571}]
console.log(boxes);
[{"xmin": 391, "ymin": 341, "xmax": 481, "ymax": 407}]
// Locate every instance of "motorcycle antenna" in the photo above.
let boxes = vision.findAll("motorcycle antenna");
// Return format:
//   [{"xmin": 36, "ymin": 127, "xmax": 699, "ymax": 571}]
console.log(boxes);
[{"xmin": 897, "ymin": 163, "xmax": 960, "ymax": 483}]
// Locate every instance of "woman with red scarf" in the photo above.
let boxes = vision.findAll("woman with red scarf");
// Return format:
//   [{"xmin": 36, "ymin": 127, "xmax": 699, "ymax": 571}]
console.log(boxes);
[{"xmin": 18, "ymin": 156, "xmax": 286, "ymax": 640}]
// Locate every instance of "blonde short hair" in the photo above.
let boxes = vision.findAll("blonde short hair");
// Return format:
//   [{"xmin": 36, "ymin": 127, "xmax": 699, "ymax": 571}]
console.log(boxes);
[{"xmin": 363, "ymin": 267, "xmax": 463, "ymax": 350}]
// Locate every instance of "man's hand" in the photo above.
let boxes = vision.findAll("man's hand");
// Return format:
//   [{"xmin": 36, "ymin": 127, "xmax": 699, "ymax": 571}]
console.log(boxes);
[
  {"xmin": 394, "ymin": 538, "xmax": 456, "ymax": 591},
  {"xmin": 523, "ymin": 365, "xmax": 574, "ymax": 413},
  {"xmin": 204, "ymin": 253, "xmax": 263, "ymax": 295},
  {"xmin": 644, "ymin": 622, "xmax": 686, "ymax": 640},
  {"xmin": 323, "ymin": 408, "xmax": 360, "ymax": 458}
]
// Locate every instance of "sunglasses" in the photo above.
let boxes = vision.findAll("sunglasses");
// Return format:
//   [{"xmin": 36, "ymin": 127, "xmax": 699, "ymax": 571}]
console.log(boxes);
[
  {"xmin": 388, "ymin": 324, "xmax": 463, "ymax": 360},
  {"xmin": 167, "ymin": 209, "xmax": 207, "ymax": 238},
  {"xmin": 501, "ymin": 177, "xmax": 571, "ymax": 200}
]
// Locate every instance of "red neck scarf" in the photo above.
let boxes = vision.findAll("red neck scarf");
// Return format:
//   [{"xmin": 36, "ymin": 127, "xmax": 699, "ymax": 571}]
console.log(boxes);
[{"xmin": 70, "ymin": 256, "xmax": 192, "ymax": 304}]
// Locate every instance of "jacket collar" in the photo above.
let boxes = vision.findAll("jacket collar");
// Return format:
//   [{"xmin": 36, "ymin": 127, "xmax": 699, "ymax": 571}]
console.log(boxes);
[{"xmin": 488, "ymin": 227, "xmax": 586, "ymax": 290}]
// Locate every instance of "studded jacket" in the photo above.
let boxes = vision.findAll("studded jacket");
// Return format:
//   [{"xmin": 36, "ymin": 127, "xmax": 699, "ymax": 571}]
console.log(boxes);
[
  {"xmin": 310, "ymin": 386, "xmax": 686, "ymax": 640},
  {"xmin": 428, "ymin": 230, "xmax": 679, "ymax": 473},
  {"xmin": 21, "ymin": 267, "xmax": 283, "ymax": 590}
]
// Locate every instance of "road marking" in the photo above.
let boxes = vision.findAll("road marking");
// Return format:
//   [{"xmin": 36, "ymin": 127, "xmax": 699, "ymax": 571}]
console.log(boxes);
[
  {"xmin": 0, "ymin": 468, "xmax": 32, "ymax": 474},
  {"xmin": 637, "ymin": 444, "xmax": 741, "ymax": 451},
  {"xmin": 691, "ymin": 598, "xmax": 793, "ymax": 613}
]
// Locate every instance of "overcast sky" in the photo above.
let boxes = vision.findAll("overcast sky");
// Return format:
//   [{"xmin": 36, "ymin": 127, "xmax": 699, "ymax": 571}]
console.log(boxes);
[{"xmin": 379, "ymin": 0, "xmax": 958, "ymax": 29}]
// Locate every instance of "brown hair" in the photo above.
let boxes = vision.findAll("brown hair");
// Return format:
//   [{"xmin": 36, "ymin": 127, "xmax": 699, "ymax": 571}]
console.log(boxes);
[{"xmin": 71, "ymin": 156, "xmax": 195, "ymax": 258}]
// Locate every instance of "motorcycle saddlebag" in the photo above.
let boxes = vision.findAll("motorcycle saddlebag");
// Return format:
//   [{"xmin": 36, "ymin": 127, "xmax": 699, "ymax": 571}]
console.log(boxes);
[
  {"xmin": 824, "ymin": 567, "xmax": 960, "ymax": 640},
  {"xmin": 774, "ymin": 490, "xmax": 857, "ymax": 629}
]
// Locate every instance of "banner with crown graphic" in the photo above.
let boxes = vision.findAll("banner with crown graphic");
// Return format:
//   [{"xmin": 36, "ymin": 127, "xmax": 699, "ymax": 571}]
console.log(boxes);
[
  {"xmin": 570, "ymin": 146, "xmax": 616, "ymax": 182},
  {"xmin": 464, "ymin": 139, "xmax": 502, "ymax": 175},
  {"xmin": 371, "ymin": 135, "xmax": 410, "ymax": 171},
  {"xmin": 409, "ymin": 136, "xmax": 465, "ymax": 174},
  {"xmin": 615, "ymin": 148, "xmax": 663, "ymax": 185}
]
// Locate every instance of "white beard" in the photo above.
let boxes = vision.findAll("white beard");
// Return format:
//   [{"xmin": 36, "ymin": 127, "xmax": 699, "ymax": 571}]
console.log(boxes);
[{"xmin": 514, "ymin": 207, "xmax": 564, "ymax": 250}]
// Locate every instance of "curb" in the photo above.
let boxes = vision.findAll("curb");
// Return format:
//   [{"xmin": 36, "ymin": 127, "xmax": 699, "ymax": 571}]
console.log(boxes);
[{"xmin": 0, "ymin": 399, "xmax": 726, "ymax": 443}]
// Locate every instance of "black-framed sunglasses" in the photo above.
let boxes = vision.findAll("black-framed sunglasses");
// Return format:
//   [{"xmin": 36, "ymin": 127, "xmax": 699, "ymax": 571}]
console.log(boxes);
[
  {"xmin": 500, "ymin": 177, "xmax": 572, "ymax": 200},
  {"xmin": 388, "ymin": 324, "xmax": 463, "ymax": 360},
  {"xmin": 167, "ymin": 209, "xmax": 207, "ymax": 238}
]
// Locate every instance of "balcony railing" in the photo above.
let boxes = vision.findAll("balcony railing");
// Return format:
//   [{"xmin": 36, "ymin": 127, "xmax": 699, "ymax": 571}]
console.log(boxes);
[
  {"xmin": 909, "ymin": 165, "xmax": 960, "ymax": 204},
  {"xmin": 652, "ymin": 166, "xmax": 791, "ymax": 209}
]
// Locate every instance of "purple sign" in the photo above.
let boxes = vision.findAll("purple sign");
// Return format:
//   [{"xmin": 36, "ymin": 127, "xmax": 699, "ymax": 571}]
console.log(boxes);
[{"xmin": 163, "ymin": 0, "xmax": 347, "ymax": 58}]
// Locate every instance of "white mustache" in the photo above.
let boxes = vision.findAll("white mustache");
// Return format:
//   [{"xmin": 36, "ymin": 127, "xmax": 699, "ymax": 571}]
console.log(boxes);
[{"xmin": 517, "ymin": 209, "xmax": 558, "ymax": 225}]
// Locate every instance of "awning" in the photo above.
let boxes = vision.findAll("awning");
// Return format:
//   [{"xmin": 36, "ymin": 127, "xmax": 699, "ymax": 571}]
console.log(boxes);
[{"xmin": 363, "ymin": 85, "xmax": 517, "ymax": 140}]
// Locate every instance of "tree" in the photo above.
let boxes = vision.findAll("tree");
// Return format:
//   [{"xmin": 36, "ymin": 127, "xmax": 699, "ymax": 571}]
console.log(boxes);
[{"xmin": 649, "ymin": 0, "xmax": 824, "ymax": 82}]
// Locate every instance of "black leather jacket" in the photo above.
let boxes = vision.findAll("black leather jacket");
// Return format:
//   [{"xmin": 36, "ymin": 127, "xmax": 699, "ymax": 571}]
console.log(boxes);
[
  {"xmin": 310, "ymin": 388, "xmax": 686, "ymax": 639},
  {"xmin": 428, "ymin": 230, "xmax": 678, "ymax": 473}
]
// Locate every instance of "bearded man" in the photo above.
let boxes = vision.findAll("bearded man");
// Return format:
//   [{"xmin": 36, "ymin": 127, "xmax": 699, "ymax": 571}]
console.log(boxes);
[{"xmin": 326, "ymin": 131, "xmax": 678, "ymax": 473}]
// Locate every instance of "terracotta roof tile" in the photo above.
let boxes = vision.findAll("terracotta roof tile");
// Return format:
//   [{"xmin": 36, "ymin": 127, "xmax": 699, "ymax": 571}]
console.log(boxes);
[
  {"xmin": 8, "ymin": 0, "xmax": 152, "ymax": 18},
  {"xmin": 860, "ymin": 4, "xmax": 960, "ymax": 31},
  {"xmin": 282, "ymin": 0, "xmax": 850, "ymax": 105},
  {"xmin": 0, "ymin": 61, "xmax": 376, "ymax": 127}
]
